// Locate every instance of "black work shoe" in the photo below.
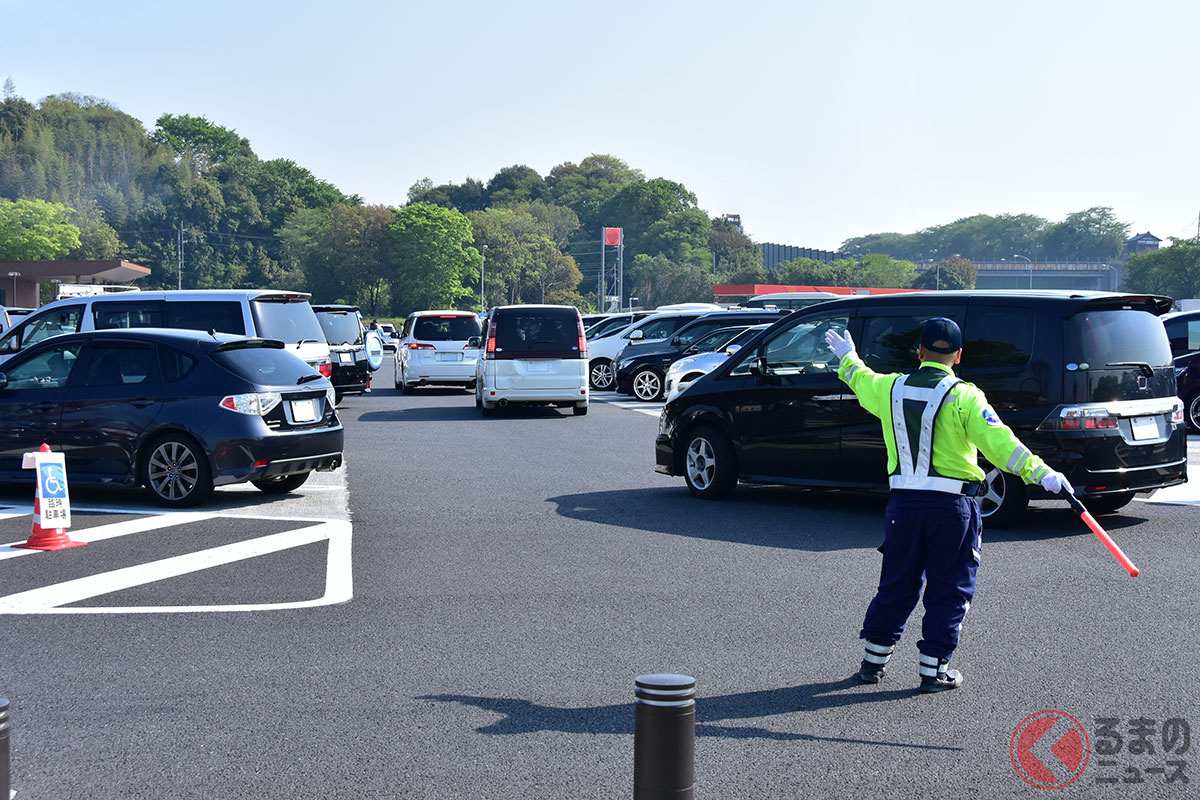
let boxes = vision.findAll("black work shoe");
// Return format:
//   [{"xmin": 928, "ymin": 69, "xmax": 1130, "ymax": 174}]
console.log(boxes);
[
  {"xmin": 858, "ymin": 660, "xmax": 887, "ymax": 684},
  {"xmin": 919, "ymin": 669, "xmax": 964, "ymax": 693}
]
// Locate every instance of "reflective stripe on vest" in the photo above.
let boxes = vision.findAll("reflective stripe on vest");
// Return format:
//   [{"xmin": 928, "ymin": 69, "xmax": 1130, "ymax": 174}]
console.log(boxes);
[{"xmin": 889, "ymin": 373, "xmax": 962, "ymax": 494}]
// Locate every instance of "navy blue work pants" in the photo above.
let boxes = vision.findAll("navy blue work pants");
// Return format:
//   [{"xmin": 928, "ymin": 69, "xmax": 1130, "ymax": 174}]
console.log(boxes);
[{"xmin": 859, "ymin": 490, "xmax": 982, "ymax": 660}]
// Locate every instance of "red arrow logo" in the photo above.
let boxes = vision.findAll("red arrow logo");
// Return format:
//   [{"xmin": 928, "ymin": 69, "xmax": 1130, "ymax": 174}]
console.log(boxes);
[{"xmin": 1011, "ymin": 710, "xmax": 1090, "ymax": 789}]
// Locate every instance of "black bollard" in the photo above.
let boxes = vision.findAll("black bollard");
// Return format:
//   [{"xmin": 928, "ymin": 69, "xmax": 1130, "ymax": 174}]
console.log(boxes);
[
  {"xmin": 634, "ymin": 674, "xmax": 695, "ymax": 799},
  {"xmin": 0, "ymin": 698, "xmax": 9, "ymax": 800}
]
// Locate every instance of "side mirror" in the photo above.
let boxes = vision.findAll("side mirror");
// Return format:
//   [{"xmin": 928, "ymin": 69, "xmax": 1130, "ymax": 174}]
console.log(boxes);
[
  {"xmin": 748, "ymin": 356, "xmax": 777, "ymax": 384},
  {"xmin": 629, "ymin": 330, "xmax": 645, "ymax": 341},
  {"xmin": 467, "ymin": 336, "xmax": 481, "ymax": 348},
  {"xmin": 724, "ymin": 344, "xmax": 741, "ymax": 355}
]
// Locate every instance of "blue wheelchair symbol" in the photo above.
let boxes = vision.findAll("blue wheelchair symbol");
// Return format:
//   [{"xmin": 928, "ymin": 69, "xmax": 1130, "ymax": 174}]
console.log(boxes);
[{"xmin": 40, "ymin": 463, "xmax": 67, "ymax": 499}]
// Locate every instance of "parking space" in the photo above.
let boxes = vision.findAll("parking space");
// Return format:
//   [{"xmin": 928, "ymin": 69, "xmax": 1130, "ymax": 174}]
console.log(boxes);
[{"xmin": 0, "ymin": 465, "xmax": 350, "ymax": 614}]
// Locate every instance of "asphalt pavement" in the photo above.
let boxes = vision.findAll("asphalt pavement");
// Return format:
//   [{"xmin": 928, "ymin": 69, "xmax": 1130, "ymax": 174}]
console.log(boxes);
[{"xmin": 2, "ymin": 363, "xmax": 1198, "ymax": 798}]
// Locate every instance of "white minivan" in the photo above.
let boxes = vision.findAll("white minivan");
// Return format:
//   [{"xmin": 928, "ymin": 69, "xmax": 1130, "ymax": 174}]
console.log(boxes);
[
  {"xmin": 0, "ymin": 289, "xmax": 332, "ymax": 376},
  {"xmin": 394, "ymin": 309, "xmax": 482, "ymax": 392},
  {"xmin": 474, "ymin": 305, "xmax": 588, "ymax": 416}
]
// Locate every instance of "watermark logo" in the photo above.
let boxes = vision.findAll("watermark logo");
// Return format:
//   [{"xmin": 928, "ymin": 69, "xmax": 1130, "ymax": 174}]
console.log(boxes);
[{"xmin": 1011, "ymin": 710, "xmax": 1090, "ymax": 789}]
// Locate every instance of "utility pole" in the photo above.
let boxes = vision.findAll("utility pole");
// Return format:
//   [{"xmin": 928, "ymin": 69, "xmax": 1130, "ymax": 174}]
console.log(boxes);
[
  {"xmin": 617, "ymin": 233, "xmax": 624, "ymax": 311},
  {"xmin": 177, "ymin": 219, "xmax": 184, "ymax": 290},
  {"xmin": 599, "ymin": 231, "xmax": 606, "ymax": 312}
]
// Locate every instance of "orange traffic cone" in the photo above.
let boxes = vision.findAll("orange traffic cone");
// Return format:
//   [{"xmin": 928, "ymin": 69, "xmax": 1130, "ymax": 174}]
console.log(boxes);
[
  {"xmin": 14, "ymin": 445, "xmax": 85, "ymax": 551},
  {"xmin": 14, "ymin": 496, "xmax": 85, "ymax": 551}
]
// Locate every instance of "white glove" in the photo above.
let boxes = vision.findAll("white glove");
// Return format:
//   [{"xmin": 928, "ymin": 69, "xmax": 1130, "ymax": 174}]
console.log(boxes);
[
  {"xmin": 824, "ymin": 328, "xmax": 855, "ymax": 360},
  {"xmin": 1039, "ymin": 469, "xmax": 1073, "ymax": 495}
]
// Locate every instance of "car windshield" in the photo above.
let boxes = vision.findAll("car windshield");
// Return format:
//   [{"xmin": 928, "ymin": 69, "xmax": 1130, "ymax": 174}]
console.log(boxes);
[
  {"xmin": 413, "ymin": 316, "xmax": 481, "ymax": 341},
  {"xmin": 251, "ymin": 299, "xmax": 325, "ymax": 344},
  {"xmin": 1065, "ymin": 310, "xmax": 1171, "ymax": 367},
  {"xmin": 212, "ymin": 346, "xmax": 319, "ymax": 386},
  {"xmin": 725, "ymin": 327, "xmax": 764, "ymax": 349},
  {"xmin": 691, "ymin": 327, "xmax": 748, "ymax": 353},
  {"xmin": 317, "ymin": 311, "xmax": 363, "ymax": 346}
]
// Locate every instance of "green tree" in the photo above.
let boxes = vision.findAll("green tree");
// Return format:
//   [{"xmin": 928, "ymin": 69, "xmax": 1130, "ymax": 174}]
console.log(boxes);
[
  {"xmin": 151, "ymin": 113, "xmax": 253, "ymax": 174},
  {"xmin": 391, "ymin": 202, "xmax": 480, "ymax": 312},
  {"xmin": 711, "ymin": 217, "xmax": 761, "ymax": 276},
  {"xmin": 0, "ymin": 198, "xmax": 81, "ymax": 259},
  {"xmin": 627, "ymin": 254, "xmax": 716, "ymax": 308},
  {"xmin": 547, "ymin": 154, "xmax": 644, "ymax": 232},
  {"xmin": 1123, "ymin": 239, "xmax": 1200, "ymax": 299},
  {"xmin": 485, "ymin": 165, "xmax": 549, "ymax": 206},
  {"xmin": 911, "ymin": 256, "xmax": 978, "ymax": 290},
  {"xmin": 1042, "ymin": 207, "xmax": 1128, "ymax": 260}
]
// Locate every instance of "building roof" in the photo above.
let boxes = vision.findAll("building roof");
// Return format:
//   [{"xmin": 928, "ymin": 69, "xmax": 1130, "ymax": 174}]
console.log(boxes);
[
  {"xmin": 0, "ymin": 260, "xmax": 150, "ymax": 283},
  {"xmin": 1125, "ymin": 232, "xmax": 1161, "ymax": 243}
]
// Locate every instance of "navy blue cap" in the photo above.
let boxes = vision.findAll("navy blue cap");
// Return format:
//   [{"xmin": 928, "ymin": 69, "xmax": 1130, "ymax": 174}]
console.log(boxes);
[{"xmin": 921, "ymin": 317, "xmax": 962, "ymax": 354}]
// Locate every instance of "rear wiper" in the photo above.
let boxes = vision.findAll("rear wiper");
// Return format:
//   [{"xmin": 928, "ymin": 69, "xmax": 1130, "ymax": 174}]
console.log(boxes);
[
  {"xmin": 298, "ymin": 338, "xmax": 323, "ymax": 345},
  {"xmin": 1107, "ymin": 361, "xmax": 1156, "ymax": 377},
  {"xmin": 297, "ymin": 373, "xmax": 323, "ymax": 384}
]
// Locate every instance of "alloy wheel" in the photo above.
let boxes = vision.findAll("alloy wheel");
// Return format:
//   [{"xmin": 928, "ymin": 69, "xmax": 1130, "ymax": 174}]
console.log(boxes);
[
  {"xmin": 632, "ymin": 369, "xmax": 662, "ymax": 401},
  {"xmin": 147, "ymin": 440, "xmax": 201, "ymax": 502},
  {"xmin": 590, "ymin": 361, "xmax": 614, "ymax": 390},
  {"xmin": 686, "ymin": 436, "xmax": 716, "ymax": 491}
]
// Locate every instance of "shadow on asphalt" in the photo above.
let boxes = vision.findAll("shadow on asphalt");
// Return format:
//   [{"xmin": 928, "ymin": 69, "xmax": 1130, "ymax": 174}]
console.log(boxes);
[
  {"xmin": 421, "ymin": 678, "xmax": 962, "ymax": 750},
  {"xmin": 360, "ymin": 405, "xmax": 577, "ymax": 422},
  {"xmin": 0, "ymin": 484, "xmax": 304, "ymax": 514},
  {"xmin": 548, "ymin": 485, "xmax": 1141, "ymax": 548},
  {"xmin": 548, "ymin": 486, "xmax": 885, "ymax": 552}
]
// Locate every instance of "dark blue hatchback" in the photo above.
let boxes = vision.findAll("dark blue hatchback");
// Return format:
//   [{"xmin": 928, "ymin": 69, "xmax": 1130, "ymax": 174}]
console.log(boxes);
[{"xmin": 0, "ymin": 328, "xmax": 344, "ymax": 507}]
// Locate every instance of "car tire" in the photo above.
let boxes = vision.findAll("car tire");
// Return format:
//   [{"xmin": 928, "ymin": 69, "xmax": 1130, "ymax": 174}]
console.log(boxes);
[
  {"xmin": 481, "ymin": 402, "xmax": 496, "ymax": 418},
  {"xmin": 632, "ymin": 367, "xmax": 664, "ymax": 401},
  {"xmin": 1083, "ymin": 492, "xmax": 1135, "ymax": 515},
  {"xmin": 465, "ymin": 380, "xmax": 476, "ymax": 393},
  {"xmin": 251, "ymin": 472, "xmax": 311, "ymax": 494},
  {"xmin": 141, "ymin": 433, "xmax": 213, "ymax": 508},
  {"xmin": 979, "ymin": 464, "xmax": 1027, "ymax": 527},
  {"xmin": 1187, "ymin": 393, "xmax": 1200, "ymax": 432},
  {"xmin": 589, "ymin": 359, "xmax": 615, "ymax": 391},
  {"xmin": 334, "ymin": 390, "xmax": 344, "ymax": 406},
  {"xmin": 682, "ymin": 425, "xmax": 738, "ymax": 499},
  {"xmin": 394, "ymin": 365, "xmax": 405, "ymax": 392},
  {"xmin": 573, "ymin": 403, "xmax": 588, "ymax": 416},
  {"xmin": 475, "ymin": 388, "xmax": 482, "ymax": 409}
]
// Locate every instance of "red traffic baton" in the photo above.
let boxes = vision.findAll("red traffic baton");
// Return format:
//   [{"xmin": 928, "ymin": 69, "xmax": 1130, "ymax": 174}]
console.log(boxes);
[{"xmin": 1063, "ymin": 491, "xmax": 1140, "ymax": 577}]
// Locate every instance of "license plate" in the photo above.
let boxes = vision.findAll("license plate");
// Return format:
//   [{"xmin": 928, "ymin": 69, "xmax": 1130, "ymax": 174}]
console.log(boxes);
[
  {"xmin": 436, "ymin": 352, "xmax": 460, "ymax": 362},
  {"xmin": 524, "ymin": 361, "xmax": 550, "ymax": 372},
  {"xmin": 291, "ymin": 399, "xmax": 317, "ymax": 423},
  {"xmin": 339, "ymin": 352, "xmax": 353, "ymax": 364},
  {"xmin": 1130, "ymin": 416, "xmax": 1158, "ymax": 441}
]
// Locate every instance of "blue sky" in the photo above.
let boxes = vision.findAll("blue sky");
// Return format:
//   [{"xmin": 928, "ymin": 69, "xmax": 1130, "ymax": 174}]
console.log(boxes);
[{"xmin": 5, "ymin": 0, "xmax": 1199, "ymax": 249}]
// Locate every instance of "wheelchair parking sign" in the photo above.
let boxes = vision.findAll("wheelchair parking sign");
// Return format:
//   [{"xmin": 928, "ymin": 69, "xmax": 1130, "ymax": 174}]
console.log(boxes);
[{"xmin": 23, "ymin": 450, "xmax": 71, "ymax": 528}]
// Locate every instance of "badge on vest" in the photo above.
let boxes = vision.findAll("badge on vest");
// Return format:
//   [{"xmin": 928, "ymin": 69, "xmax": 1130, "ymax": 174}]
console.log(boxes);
[{"xmin": 982, "ymin": 408, "xmax": 1001, "ymax": 427}]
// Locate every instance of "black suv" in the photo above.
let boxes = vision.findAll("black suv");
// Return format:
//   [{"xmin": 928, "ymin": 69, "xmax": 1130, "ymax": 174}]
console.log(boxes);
[
  {"xmin": 613, "ymin": 309, "xmax": 790, "ymax": 400},
  {"xmin": 313, "ymin": 304, "xmax": 373, "ymax": 403},
  {"xmin": 655, "ymin": 291, "xmax": 1185, "ymax": 524}
]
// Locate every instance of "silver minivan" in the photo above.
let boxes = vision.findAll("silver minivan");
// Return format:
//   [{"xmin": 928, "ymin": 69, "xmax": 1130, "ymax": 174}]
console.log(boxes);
[
  {"xmin": 474, "ymin": 305, "xmax": 588, "ymax": 416},
  {"xmin": 0, "ymin": 289, "xmax": 332, "ymax": 376}
]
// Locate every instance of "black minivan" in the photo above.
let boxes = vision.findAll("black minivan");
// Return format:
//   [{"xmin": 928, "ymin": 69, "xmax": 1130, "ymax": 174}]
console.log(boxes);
[{"xmin": 655, "ymin": 291, "xmax": 1186, "ymax": 523}]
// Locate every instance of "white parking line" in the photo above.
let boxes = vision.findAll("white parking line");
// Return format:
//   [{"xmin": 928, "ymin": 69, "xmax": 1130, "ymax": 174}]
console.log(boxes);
[
  {"xmin": 591, "ymin": 394, "xmax": 663, "ymax": 418},
  {"xmin": 0, "ymin": 519, "xmax": 352, "ymax": 614}
]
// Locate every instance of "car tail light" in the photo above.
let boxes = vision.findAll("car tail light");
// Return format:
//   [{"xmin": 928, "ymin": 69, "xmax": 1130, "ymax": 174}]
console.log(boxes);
[
  {"xmin": 1042, "ymin": 406, "xmax": 1119, "ymax": 431},
  {"xmin": 408, "ymin": 342, "xmax": 436, "ymax": 350},
  {"xmin": 220, "ymin": 392, "xmax": 282, "ymax": 416},
  {"xmin": 317, "ymin": 360, "xmax": 332, "ymax": 379},
  {"xmin": 487, "ymin": 319, "xmax": 497, "ymax": 354},
  {"xmin": 577, "ymin": 316, "xmax": 587, "ymax": 355},
  {"xmin": 326, "ymin": 387, "xmax": 336, "ymax": 408},
  {"xmin": 1171, "ymin": 405, "xmax": 1184, "ymax": 424}
]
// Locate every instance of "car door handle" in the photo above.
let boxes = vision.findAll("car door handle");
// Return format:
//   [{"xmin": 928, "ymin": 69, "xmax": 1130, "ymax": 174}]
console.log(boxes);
[
  {"xmin": 130, "ymin": 398, "xmax": 156, "ymax": 407},
  {"xmin": 814, "ymin": 394, "xmax": 856, "ymax": 401},
  {"xmin": 32, "ymin": 402, "xmax": 58, "ymax": 413}
]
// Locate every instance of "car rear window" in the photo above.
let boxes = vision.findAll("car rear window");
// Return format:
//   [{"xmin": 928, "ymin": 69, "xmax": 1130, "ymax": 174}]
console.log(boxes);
[
  {"xmin": 492, "ymin": 308, "xmax": 580, "ymax": 358},
  {"xmin": 1065, "ymin": 309, "xmax": 1172, "ymax": 367},
  {"xmin": 413, "ymin": 315, "xmax": 481, "ymax": 341},
  {"xmin": 212, "ymin": 346, "xmax": 317, "ymax": 385},
  {"xmin": 168, "ymin": 301, "xmax": 245, "ymax": 335},
  {"xmin": 317, "ymin": 311, "xmax": 364, "ymax": 346},
  {"xmin": 251, "ymin": 299, "xmax": 325, "ymax": 344}
]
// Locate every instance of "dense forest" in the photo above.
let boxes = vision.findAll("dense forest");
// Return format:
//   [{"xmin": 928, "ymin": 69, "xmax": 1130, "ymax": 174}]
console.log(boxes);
[{"xmin": 3, "ymin": 86, "xmax": 1188, "ymax": 311}]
